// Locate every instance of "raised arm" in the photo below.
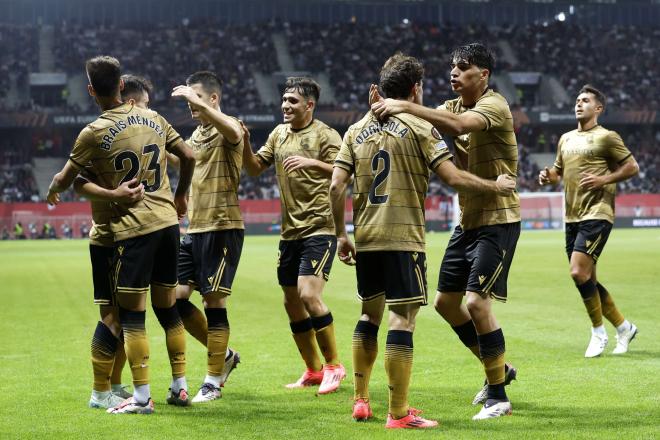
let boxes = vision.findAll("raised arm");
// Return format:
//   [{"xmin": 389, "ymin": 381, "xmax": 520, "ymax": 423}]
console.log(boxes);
[
  {"xmin": 329, "ymin": 166, "xmax": 356, "ymax": 265},
  {"xmin": 434, "ymin": 160, "xmax": 515, "ymax": 195},
  {"xmin": 240, "ymin": 121, "xmax": 269, "ymax": 177},
  {"xmin": 171, "ymin": 85, "xmax": 242, "ymax": 144},
  {"xmin": 168, "ymin": 138, "xmax": 196, "ymax": 218}
]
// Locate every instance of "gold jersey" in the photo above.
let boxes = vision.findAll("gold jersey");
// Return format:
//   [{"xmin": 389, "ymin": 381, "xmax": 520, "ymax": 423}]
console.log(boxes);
[
  {"xmin": 79, "ymin": 167, "xmax": 115, "ymax": 247},
  {"xmin": 256, "ymin": 119, "xmax": 341, "ymax": 240},
  {"xmin": 68, "ymin": 102, "xmax": 182, "ymax": 241},
  {"xmin": 335, "ymin": 111, "xmax": 453, "ymax": 253},
  {"xmin": 442, "ymin": 89, "xmax": 520, "ymax": 230},
  {"xmin": 553, "ymin": 125, "xmax": 633, "ymax": 223},
  {"xmin": 187, "ymin": 121, "xmax": 244, "ymax": 233}
]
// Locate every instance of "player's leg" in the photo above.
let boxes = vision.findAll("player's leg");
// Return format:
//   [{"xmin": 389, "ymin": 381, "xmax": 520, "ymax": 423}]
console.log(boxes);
[
  {"xmin": 280, "ymin": 239, "xmax": 323, "ymax": 387},
  {"xmin": 88, "ymin": 243, "xmax": 126, "ymax": 409},
  {"xmin": 298, "ymin": 236, "xmax": 344, "ymax": 394},
  {"xmin": 150, "ymin": 225, "xmax": 188, "ymax": 406},
  {"xmin": 190, "ymin": 230, "xmax": 243, "ymax": 402},
  {"xmin": 588, "ymin": 228, "xmax": 638, "ymax": 354},
  {"xmin": 175, "ymin": 234, "xmax": 208, "ymax": 345},
  {"xmin": 385, "ymin": 303, "xmax": 437, "ymax": 429},
  {"xmin": 568, "ymin": 220, "xmax": 610, "ymax": 357},
  {"xmin": 436, "ymin": 226, "xmax": 481, "ymax": 359},
  {"xmin": 382, "ymin": 252, "xmax": 437, "ymax": 429},
  {"xmin": 351, "ymin": 252, "xmax": 385, "ymax": 421},
  {"xmin": 111, "ymin": 290, "xmax": 153, "ymax": 414},
  {"xmin": 467, "ymin": 223, "xmax": 519, "ymax": 420}
]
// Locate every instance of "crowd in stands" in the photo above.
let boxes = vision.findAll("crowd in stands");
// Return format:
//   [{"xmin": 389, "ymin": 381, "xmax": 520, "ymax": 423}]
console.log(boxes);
[
  {"xmin": 507, "ymin": 23, "xmax": 660, "ymax": 111},
  {"xmin": 0, "ymin": 164, "xmax": 39, "ymax": 203},
  {"xmin": 285, "ymin": 21, "xmax": 502, "ymax": 110},
  {"xmin": 0, "ymin": 24, "xmax": 38, "ymax": 109},
  {"xmin": 1, "ymin": 21, "xmax": 658, "ymax": 113},
  {"xmin": 53, "ymin": 20, "xmax": 278, "ymax": 112}
]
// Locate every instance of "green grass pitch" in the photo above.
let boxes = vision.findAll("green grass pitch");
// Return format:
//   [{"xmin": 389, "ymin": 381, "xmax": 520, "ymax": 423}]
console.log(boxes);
[{"xmin": 1, "ymin": 229, "xmax": 659, "ymax": 439}]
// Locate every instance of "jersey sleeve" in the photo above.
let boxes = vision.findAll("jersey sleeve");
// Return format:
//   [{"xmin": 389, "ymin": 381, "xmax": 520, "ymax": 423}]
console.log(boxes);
[
  {"xmin": 468, "ymin": 95, "xmax": 507, "ymax": 130},
  {"xmin": 320, "ymin": 128, "xmax": 342, "ymax": 164},
  {"xmin": 606, "ymin": 131, "xmax": 633, "ymax": 165},
  {"xmin": 161, "ymin": 117, "xmax": 182, "ymax": 151},
  {"xmin": 418, "ymin": 123, "xmax": 453, "ymax": 170},
  {"xmin": 553, "ymin": 135, "xmax": 565, "ymax": 171},
  {"xmin": 256, "ymin": 128, "xmax": 277, "ymax": 166},
  {"xmin": 68, "ymin": 126, "xmax": 97, "ymax": 170},
  {"xmin": 334, "ymin": 130, "xmax": 355, "ymax": 173}
]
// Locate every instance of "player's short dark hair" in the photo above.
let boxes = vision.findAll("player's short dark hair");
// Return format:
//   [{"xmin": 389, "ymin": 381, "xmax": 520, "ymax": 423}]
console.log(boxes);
[
  {"xmin": 186, "ymin": 71, "xmax": 223, "ymax": 95},
  {"xmin": 121, "ymin": 74, "xmax": 153, "ymax": 101},
  {"xmin": 451, "ymin": 43, "xmax": 495, "ymax": 75},
  {"xmin": 579, "ymin": 84, "xmax": 607, "ymax": 109},
  {"xmin": 85, "ymin": 56, "xmax": 121, "ymax": 97},
  {"xmin": 379, "ymin": 52, "xmax": 424, "ymax": 100},
  {"xmin": 284, "ymin": 77, "xmax": 320, "ymax": 102}
]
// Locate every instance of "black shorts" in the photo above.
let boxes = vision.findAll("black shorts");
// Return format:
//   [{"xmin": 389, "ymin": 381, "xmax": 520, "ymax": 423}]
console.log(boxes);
[
  {"xmin": 565, "ymin": 220, "xmax": 612, "ymax": 263},
  {"xmin": 277, "ymin": 235, "xmax": 337, "ymax": 286},
  {"xmin": 178, "ymin": 229, "xmax": 244, "ymax": 295},
  {"xmin": 356, "ymin": 251, "xmax": 428, "ymax": 306},
  {"xmin": 113, "ymin": 224, "xmax": 180, "ymax": 295},
  {"xmin": 438, "ymin": 222, "xmax": 520, "ymax": 302},
  {"xmin": 90, "ymin": 244, "xmax": 115, "ymax": 306}
]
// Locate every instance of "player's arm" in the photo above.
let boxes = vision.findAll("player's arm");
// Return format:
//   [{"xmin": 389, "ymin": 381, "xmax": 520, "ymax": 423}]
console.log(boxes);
[
  {"xmin": 240, "ymin": 121, "xmax": 269, "ymax": 176},
  {"xmin": 370, "ymin": 91, "xmax": 485, "ymax": 136},
  {"xmin": 282, "ymin": 156, "xmax": 333, "ymax": 177},
  {"xmin": 329, "ymin": 166, "xmax": 356, "ymax": 265},
  {"xmin": 168, "ymin": 138, "xmax": 196, "ymax": 218},
  {"xmin": 171, "ymin": 85, "xmax": 242, "ymax": 144},
  {"xmin": 47, "ymin": 160, "xmax": 81, "ymax": 205},
  {"xmin": 539, "ymin": 166, "xmax": 562, "ymax": 185},
  {"xmin": 73, "ymin": 176, "xmax": 145, "ymax": 203},
  {"xmin": 434, "ymin": 160, "xmax": 515, "ymax": 195},
  {"xmin": 580, "ymin": 156, "xmax": 639, "ymax": 190}
]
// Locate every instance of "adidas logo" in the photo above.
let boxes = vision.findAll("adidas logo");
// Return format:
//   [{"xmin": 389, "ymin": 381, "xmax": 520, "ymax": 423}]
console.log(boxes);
[
  {"xmin": 118, "ymin": 246, "xmax": 124, "ymax": 256},
  {"xmin": 586, "ymin": 240, "xmax": 592, "ymax": 247},
  {"xmin": 478, "ymin": 275, "xmax": 486, "ymax": 285},
  {"xmin": 311, "ymin": 259, "xmax": 319, "ymax": 268},
  {"xmin": 412, "ymin": 252, "xmax": 418, "ymax": 261}
]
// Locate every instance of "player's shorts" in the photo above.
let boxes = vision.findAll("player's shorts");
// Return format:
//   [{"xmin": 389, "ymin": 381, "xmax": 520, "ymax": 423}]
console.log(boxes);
[
  {"xmin": 277, "ymin": 235, "xmax": 337, "ymax": 286},
  {"xmin": 438, "ymin": 222, "xmax": 520, "ymax": 302},
  {"xmin": 113, "ymin": 224, "xmax": 180, "ymax": 295},
  {"xmin": 90, "ymin": 243, "xmax": 115, "ymax": 306},
  {"xmin": 178, "ymin": 229, "xmax": 244, "ymax": 295},
  {"xmin": 565, "ymin": 220, "xmax": 612, "ymax": 263},
  {"xmin": 356, "ymin": 251, "xmax": 428, "ymax": 306}
]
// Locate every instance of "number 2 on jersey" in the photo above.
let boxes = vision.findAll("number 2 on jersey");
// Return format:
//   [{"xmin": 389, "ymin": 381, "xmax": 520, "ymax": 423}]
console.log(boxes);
[
  {"xmin": 368, "ymin": 150, "xmax": 390, "ymax": 205},
  {"xmin": 114, "ymin": 143, "xmax": 161, "ymax": 193}
]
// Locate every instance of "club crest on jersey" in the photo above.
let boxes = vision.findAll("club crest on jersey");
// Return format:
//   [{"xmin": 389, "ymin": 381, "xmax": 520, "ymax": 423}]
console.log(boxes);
[{"xmin": 431, "ymin": 127, "xmax": 442, "ymax": 140}]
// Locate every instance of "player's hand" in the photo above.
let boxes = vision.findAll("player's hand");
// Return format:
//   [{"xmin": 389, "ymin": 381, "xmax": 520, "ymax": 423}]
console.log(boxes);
[
  {"xmin": 538, "ymin": 167, "xmax": 551, "ymax": 185},
  {"xmin": 174, "ymin": 193, "xmax": 188, "ymax": 220},
  {"xmin": 371, "ymin": 98, "xmax": 405, "ymax": 119},
  {"xmin": 495, "ymin": 174, "xmax": 516, "ymax": 195},
  {"xmin": 171, "ymin": 85, "xmax": 206, "ymax": 108},
  {"xmin": 369, "ymin": 84, "xmax": 384, "ymax": 107},
  {"xmin": 112, "ymin": 178, "xmax": 145, "ymax": 203},
  {"xmin": 579, "ymin": 173, "xmax": 606, "ymax": 190},
  {"xmin": 337, "ymin": 234, "xmax": 356, "ymax": 266},
  {"xmin": 46, "ymin": 190, "xmax": 60, "ymax": 206},
  {"xmin": 283, "ymin": 155, "xmax": 315, "ymax": 173}
]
